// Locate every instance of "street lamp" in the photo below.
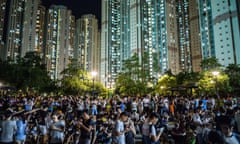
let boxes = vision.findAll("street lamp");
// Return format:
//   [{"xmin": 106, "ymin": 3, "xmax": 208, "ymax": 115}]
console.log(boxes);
[
  {"xmin": 212, "ymin": 71, "xmax": 219, "ymax": 96},
  {"xmin": 91, "ymin": 71, "xmax": 97, "ymax": 96}
]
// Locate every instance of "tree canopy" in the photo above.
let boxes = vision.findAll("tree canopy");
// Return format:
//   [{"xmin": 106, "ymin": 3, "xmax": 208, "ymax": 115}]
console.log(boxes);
[{"xmin": 0, "ymin": 52, "xmax": 54, "ymax": 92}]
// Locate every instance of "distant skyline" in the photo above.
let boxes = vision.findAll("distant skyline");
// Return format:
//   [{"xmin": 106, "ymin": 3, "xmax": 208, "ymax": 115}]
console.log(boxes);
[{"xmin": 41, "ymin": 0, "xmax": 101, "ymax": 20}]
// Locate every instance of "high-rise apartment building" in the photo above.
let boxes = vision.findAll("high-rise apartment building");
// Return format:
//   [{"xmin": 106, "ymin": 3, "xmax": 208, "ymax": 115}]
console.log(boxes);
[
  {"xmin": 45, "ymin": 5, "xmax": 75, "ymax": 80},
  {"xmin": 198, "ymin": 0, "xmax": 215, "ymax": 59},
  {"xmin": 75, "ymin": 14, "xmax": 100, "ymax": 76},
  {"xmin": 142, "ymin": 0, "xmax": 159, "ymax": 78},
  {"xmin": 0, "ymin": 0, "xmax": 7, "ymax": 60},
  {"xmin": 189, "ymin": 0, "xmax": 202, "ymax": 72},
  {"xmin": 129, "ymin": 0, "xmax": 141, "ymax": 57},
  {"xmin": 1, "ymin": 0, "xmax": 44, "ymax": 61},
  {"xmin": 211, "ymin": 0, "xmax": 240, "ymax": 67},
  {"xmin": 176, "ymin": 0, "xmax": 192, "ymax": 72},
  {"xmin": 69, "ymin": 15, "xmax": 75, "ymax": 61},
  {"xmin": 141, "ymin": 0, "xmax": 180, "ymax": 77},
  {"xmin": 21, "ymin": 0, "xmax": 40, "ymax": 57},
  {"xmin": 4, "ymin": 0, "xmax": 25, "ymax": 61},
  {"xmin": 35, "ymin": 3, "xmax": 46, "ymax": 57},
  {"xmin": 101, "ymin": 0, "xmax": 181, "ymax": 86},
  {"xmin": 101, "ymin": 0, "xmax": 122, "ymax": 87},
  {"xmin": 100, "ymin": 0, "xmax": 108, "ymax": 87},
  {"xmin": 159, "ymin": 0, "xmax": 180, "ymax": 75}
]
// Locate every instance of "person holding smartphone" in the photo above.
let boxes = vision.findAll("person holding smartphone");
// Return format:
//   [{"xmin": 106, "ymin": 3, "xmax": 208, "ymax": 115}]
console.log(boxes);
[
  {"xmin": 125, "ymin": 118, "xmax": 136, "ymax": 144},
  {"xmin": 112, "ymin": 112, "xmax": 129, "ymax": 144},
  {"xmin": 149, "ymin": 112, "xmax": 163, "ymax": 144},
  {"xmin": 49, "ymin": 114, "xmax": 65, "ymax": 144}
]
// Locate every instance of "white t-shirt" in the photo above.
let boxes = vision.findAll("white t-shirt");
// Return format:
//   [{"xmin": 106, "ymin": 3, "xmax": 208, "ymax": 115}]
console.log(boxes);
[
  {"xmin": 149, "ymin": 125, "xmax": 157, "ymax": 140},
  {"xmin": 131, "ymin": 101, "xmax": 137, "ymax": 111},
  {"xmin": 193, "ymin": 113, "xmax": 202, "ymax": 124},
  {"xmin": 163, "ymin": 98, "xmax": 169, "ymax": 109},
  {"xmin": 143, "ymin": 98, "xmax": 150, "ymax": 107},
  {"xmin": 113, "ymin": 120, "xmax": 126, "ymax": 144}
]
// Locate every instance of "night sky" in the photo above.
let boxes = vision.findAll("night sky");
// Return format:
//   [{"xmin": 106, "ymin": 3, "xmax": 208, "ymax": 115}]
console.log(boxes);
[{"xmin": 41, "ymin": 0, "xmax": 101, "ymax": 20}]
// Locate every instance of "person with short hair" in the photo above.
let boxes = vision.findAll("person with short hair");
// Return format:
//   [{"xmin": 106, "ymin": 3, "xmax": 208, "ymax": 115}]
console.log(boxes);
[
  {"xmin": 125, "ymin": 118, "xmax": 136, "ymax": 144},
  {"xmin": 219, "ymin": 116, "xmax": 240, "ymax": 144},
  {"xmin": 208, "ymin": 130, "xmax": 226, "ymax": 144},
  {"xmin": 142, "ymin": 112, "xmax": 163, "ymax": 144},
  {"xmin": 0, "ymin": 113, "xmax": 17, "ymax": 144},
  {"xmin": 148, "ymin": 112, "xmax": 163, "ymax": 144},
  {"xmin": 113, "ymin": 112, "xmax": 129, "ymax": 144},
  {"xmin": 15, "ymin": 116, "xmax": 27, "ymax": 144},
  {"xmin": 49, "ymin": 114, "xmax": 65, "ymax": 144},
  {"xmin": 78, "ymin": 110, "xmax": 94, "ymax": 144}
]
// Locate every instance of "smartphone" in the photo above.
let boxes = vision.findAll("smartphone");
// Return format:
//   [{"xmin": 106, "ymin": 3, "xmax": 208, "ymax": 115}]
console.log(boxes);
[{"xmin": 159, "ymin": 127, "xmax": 165, "ymax": 132}]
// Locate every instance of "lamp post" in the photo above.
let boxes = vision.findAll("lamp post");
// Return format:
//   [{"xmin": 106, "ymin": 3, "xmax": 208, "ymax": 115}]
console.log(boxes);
[
  {"xmin": 91, "ymin": 71, "xmax": 97, "ymax": 96},
  {"xmin": 212, "ymin": 71, "xmax": 219, "ymax": 96},
  {"xmin": 108, "ymin": 74, "xmax": 112, "ymax": 98}
]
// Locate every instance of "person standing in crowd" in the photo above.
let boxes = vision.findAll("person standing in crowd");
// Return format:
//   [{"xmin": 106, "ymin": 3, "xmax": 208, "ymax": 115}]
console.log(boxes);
[
  {"xmin": 171, "ymin": 122, "xmax": 186, "ymax": 144},
  {"xmin": 141, "ymin": 112, "xmax": 163, "ymax": 144},
  {"xmin": 78, "ymin": 110, "xmax": 94, "ymax": 144},
  {"xmin": 234, "ymin": 107, "xmax": 240, "ymax": 134},
  {"xmin": 141, "ymin": 113, "xmax": 151, "ymax": 144},
  {"xmin": 112, "ymin": 112, "xmax": 129, "ymax": 144},
  {"xmin": 37, "ymin": 105, "xmax": 49, "ymax": 143},
  {"xmin": 15, "ymin": 115, "xmax": 28, "ymax": 144},
  {"xmin": 219, "ymin": 116, "xmax": 240, "ymax": 144},
  {"xmin": 125, "ymin": 117, "xmax": 136, "ymax": 144},
  {"xmin": 131, "ymin": 98, "xmax": 137, "ymax": 112},
  {"xmin": 207, "ymin": 130, "xmax": 226, "ymax": 144},
  {"xmin": 169, "ymin": 100, "xmax": 175, "ymax": 117},
  {"xmin": 143, "ymin": 95, "xmax": 150, "ymax": 113},
  {"xmin": 91, "ymin": 99, "xmax": 98, "ymax": 115},
  {"xmin": 24, "ymin": 99, "xmax": 34, "ymax": 112},
  {"xmin": 49, "ymin": 114, "xmax": 65, "ymax": 144},
  {"xmin": 148, "ymin": 112, "xmax": 163, "ymax": 144},
  {"xmin": 0, "ymin": 112, "xmax": 17, "ymax": 144}
]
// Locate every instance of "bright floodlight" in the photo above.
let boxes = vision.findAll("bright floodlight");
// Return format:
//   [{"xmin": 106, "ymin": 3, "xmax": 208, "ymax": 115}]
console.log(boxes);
[
  {"xmin": 212, "ymin": 71, "xmax": 219, "ymax": 76},
  {"xmin": 91, "ymin": 71, "xmax": 97, "ymax": 77}
]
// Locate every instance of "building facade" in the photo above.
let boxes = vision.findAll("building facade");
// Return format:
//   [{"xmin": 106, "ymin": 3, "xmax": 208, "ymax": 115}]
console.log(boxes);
[
  {"xmin": 0, "ymin": 0, "xmax": 46, "ymax": 61},
  {"xmin": 211, "ymin": 0, "xmax": 240, "ymax": 67},
  {"xmin": 189, "ymin": 0, "xmax": 202, "ymax": 72},
  {"xmin": 0, "ymin": 0, "xmax": 7, "ymax": 60},
  {"xmin": 75, "ymin": 14, "xmax": 100, "ymax": 78},
  {"xmin": 45, "ymin": 5, "xmax": 75, "ymax": 80},
  {"xmin": 100, "ymin": 0, "xmax": 122, "ymax": 87},
  {"xmin": 100, "ymin": 0, "xmax": 181, "ymax": 86},
  {"xmin": 198, "ymin": 0, "xmax": 215, "ymax": 59},
  {"xmin": 21, "ymin": 0, "xmax": 40, "ymax": 57},
  {"xmin": 4, "ymin": 0, "xmax": 25, "ymax": 61},
  {"xmin": 35, "ymin": 3, "xmax": 46, "ymax": 58},
  {"xmin": 176, "ymin": 0, "xmax": 192, "ymax": 72},
  {"xmin": 160, "ymin": 0, "xmax": 180, "ymax": 75}
]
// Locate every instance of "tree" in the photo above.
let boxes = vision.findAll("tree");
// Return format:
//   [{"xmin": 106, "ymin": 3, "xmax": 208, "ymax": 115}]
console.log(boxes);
[
  {"xmin": 115, "ymin": 53, "xmax": 152, "ymax": 96},
  {"xmin": 61, "ymin": 63, "xmax": 91, "ymax": 95},
  {"xmin": 200, "ymin": 57, "xmax": 222, "ymax": 71},
  {"xmin": 176, "ymin": 71, "xmax": 200, "ymax": 86},
  {"xmin": 225, "ymin": 64, "xmax": 240, "ymax": 95},
  {"xmin": 60, "ymin": 61, "xmax": 106, "ymax": 96},
  {"xmin": 155, "ymin": 74, "xmax": 177, "ymax": 95},
  {"xmin": 0, "ymin": 52, "xmax": 54, "ymax": 92},
  {"xmin": 198, "ymin": 71, "xmax": 230, "ymax": 96},
  {"xmin": 116, "ymin": 73, "xmax": 136, "ymax": 96}
]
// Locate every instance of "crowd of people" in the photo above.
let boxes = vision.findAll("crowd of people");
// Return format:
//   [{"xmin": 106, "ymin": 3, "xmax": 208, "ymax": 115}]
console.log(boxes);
[{"xmin": 0, "ymin": 92, "xmax": 240, "ymax": 144}]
